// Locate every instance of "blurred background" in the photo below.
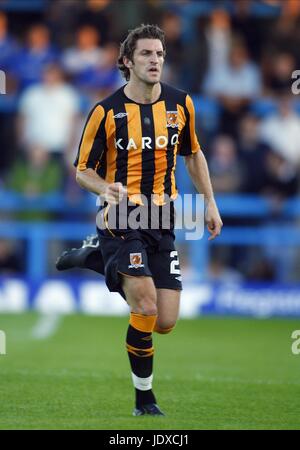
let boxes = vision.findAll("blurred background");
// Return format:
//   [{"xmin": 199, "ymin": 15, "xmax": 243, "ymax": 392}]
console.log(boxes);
[{"xmin": 1, "ymin": 0, "xmax": 300, "ymax": 317}]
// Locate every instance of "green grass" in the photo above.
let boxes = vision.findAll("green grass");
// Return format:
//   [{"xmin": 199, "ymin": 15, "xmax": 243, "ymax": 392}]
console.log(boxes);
[{"xmin": 0, "ymin": 313, "xmax": 300, "ymax": 429}]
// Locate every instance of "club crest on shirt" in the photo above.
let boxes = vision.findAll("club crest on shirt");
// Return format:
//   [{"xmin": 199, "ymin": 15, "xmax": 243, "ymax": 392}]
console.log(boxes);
[
  {"xmin": 166, "ymin": 111, "xmax": 178, "ymax": 128},
  {"xmin": 129, "ymin": 253, "xmax": 144, "ymax": 269}
]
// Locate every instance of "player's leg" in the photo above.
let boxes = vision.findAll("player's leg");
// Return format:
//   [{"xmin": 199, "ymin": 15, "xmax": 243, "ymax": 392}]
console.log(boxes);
[
  {"xmin": 155, "ymin": 288, "xmax": 181, "ymax": 334},
  {"xmin": 98, "ymin": 227, "xmax": 164, "ymax": 415},
  {"xmin": 148, "ymin": 238, "xmax": 182, "ymax": 335},
  {"xmin": 121, "ymin": 274, "xmax": 164, "ymax": 416},
  {"xmin": 55, "ymin": 234, "xmax": 105, "ymax": 275}
]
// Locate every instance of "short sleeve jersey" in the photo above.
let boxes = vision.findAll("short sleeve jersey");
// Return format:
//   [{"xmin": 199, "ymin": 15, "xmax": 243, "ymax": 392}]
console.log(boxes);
[{"xmin": 74, "ymin": 82, "xmax": 201, "ymax": 204}]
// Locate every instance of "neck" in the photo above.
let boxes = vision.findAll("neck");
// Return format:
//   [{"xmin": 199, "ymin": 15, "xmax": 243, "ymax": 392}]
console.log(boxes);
[{"xmin": 124, "ymin": 79, "xmax": 161, "ymax": 104}]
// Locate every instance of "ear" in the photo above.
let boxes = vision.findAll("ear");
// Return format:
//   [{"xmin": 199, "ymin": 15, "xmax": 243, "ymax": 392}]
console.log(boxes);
[{"xmin": 123, "ymin": 56, "xmax": 133, "ymax": 69}]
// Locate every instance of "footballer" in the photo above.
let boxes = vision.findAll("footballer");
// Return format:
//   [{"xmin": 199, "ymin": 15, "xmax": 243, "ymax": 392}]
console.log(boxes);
[{"xmin": 56, "ymin": 24, "xmax": 222, "ymax": 416}]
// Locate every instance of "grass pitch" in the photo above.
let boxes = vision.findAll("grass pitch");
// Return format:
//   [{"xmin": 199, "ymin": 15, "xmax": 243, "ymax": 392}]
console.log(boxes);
[{"xmin": 0, "ymin": 313, "xmax": 299, "ymax": 430}]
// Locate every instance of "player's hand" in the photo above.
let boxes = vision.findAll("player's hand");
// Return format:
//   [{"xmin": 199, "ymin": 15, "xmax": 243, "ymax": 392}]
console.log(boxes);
[
  {"xmin": 205, "ymin": 199, "xmax": 223, "ymax": 241},
  {"xmin": 104, "ymin": 182, "xmax": 127, "ymax": 205}
]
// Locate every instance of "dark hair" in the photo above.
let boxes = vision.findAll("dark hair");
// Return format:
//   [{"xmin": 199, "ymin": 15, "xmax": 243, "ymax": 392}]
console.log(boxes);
[{"xmin": 117, "ymin": 24, "xmax": 166, "ymax": 81}]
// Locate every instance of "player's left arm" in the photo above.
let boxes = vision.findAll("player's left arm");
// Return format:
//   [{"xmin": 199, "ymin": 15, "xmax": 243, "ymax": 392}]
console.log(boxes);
[{"xmin": 184, "ymin": 150, "xmax": 223, "ymax": 240}]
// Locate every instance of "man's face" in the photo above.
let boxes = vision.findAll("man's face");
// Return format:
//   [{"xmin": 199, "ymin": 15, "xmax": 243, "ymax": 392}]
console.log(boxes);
[{"xmin": 126, "ymin": 38, "xmax": 165, "ymax": 85}]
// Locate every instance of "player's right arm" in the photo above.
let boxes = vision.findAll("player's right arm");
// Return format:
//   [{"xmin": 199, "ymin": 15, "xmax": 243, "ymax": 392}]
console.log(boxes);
[
  {"xmin": 75, "ymin": 104, "xmax": 126, "ymax": 204},
  {"xmin": 76, "ymin": 169, "xmax": 127, "ymax": 205}
]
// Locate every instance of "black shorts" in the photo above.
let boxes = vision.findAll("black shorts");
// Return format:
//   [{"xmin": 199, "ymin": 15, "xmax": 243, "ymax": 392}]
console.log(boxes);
[{"xmin": 96, "ymin": 203, "xmax": 182, "ymax": 297}]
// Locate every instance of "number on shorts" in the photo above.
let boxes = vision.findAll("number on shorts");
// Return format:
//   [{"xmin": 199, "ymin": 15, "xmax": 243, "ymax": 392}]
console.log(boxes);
[{"xmin": 170, "ymin": 250, "xmax": 180, "ymax": 275}]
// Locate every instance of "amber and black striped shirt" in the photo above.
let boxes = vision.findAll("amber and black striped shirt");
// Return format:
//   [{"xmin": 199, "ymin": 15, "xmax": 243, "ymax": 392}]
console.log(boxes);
[{"xmin": 74, "ymin": 82, "xmax": 201, "ymax": 204}]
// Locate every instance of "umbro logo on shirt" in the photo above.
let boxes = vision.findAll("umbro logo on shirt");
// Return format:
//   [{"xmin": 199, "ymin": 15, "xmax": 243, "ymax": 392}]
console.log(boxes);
[{"xmin": 113, "ymin": 112, "xmax": 128, "ymax": 119}]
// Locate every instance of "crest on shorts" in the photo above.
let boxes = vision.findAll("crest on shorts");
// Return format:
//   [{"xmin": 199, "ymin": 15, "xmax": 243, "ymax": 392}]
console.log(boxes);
[
  {"xmin": 129, "ymin": 252, "xmax": 144, "ymax": 269},
  {"xmin": 166, "ymin": 111, "xmax": 178, "ymax": 128}
]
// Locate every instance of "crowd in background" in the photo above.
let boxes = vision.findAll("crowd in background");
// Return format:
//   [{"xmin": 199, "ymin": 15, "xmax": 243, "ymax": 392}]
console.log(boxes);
[{"xmin": 0, "ymin": 0, "xmax": 300, "ymax": 282}]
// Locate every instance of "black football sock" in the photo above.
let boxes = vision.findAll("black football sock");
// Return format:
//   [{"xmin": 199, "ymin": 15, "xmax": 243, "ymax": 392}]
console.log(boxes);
[{"xmin": 126, "ymin": 313, "xmax": 157, "ymax": 408}]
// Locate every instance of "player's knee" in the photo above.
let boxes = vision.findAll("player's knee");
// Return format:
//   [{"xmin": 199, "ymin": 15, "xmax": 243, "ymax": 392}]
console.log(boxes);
[
  {"xmin": 125, "ymin": 278, "xmax": 157, "ymax": 316},
  {"xmin": 135, "ymin": 299, "xmax": 157, "ymax": 316},
  {"xmin": 133, "ymin": 293, "xmax": 157, "ymax": 316},
  {"xmin": 154, "ymin": 319, "xmax": 176, "ymax": 334}
]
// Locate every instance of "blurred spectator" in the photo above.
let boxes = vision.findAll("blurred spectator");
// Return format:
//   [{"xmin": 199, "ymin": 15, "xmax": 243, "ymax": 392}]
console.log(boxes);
[
  {"xmin": 177, "ymin": 14, "xmax": 208, "ymax": 91},
  {"xmin": 0, "ymin": 240, "xmax": 23, "ymax": 274},
  {"xmin": 263, "ymin": 13, "xmax": 300, "ymax": 65},
  {"xmin": 6, "ymin": 146, "xmax": 63, "ymax": 221},
  {"xmin": 0, "ymin": 12, "xmax": 19, "ymax": 178},
  {"xmin": 18, "ymin": 64, "xmax": 80, "ymax": 165},
  {"xmin": 283, "ymin": 0, "xmax": 300, "ymax": 17},
  {"xmin": 48, "ymin": 0, "xmax": 86, "ymax": 47},
  {"xmin": 205, "ymin": 9, "xmax": 231, "ymax": 73},
  {"xmin": 109, "ymin": 0, "xmax": 161, "ymax": 41},
  {"xmin": 204, "ymin": 39, "xmax": 262, "ymax": 136},
  {"xmin": 264, "ymin": 52, "xmax": 297, "ymax": 95},
  {"xmin": 237, "ymin": 114, "xmax": 269, "ymax": 193},
  {"xmin": 208, "ymin": 135, "xmax": 243, "ymax": 193},
  {"xmin": 11, "ymin": 24, "xmax": 59, "ymax": 90},
  {"xmin": 0, "ymin": 110, "xmax": 17, "ymax": 178},
  {"xmin": 62, "ymin": 25, "xmax": 104, "ymax": 78},
  {"xmin": 160, "ymin": 12, "xmax": 184, "ymax": 85},
  {"xmin": 0, "ymin": 11, "xmax": 19, "ymax": 72},
  {"xmin": 232, "ymin": 0, "xmax": 265, "ymax": 61},
  {"xmin": 75, "ymin": 42, "xmax": 123, "ymax": 101},
  {"xmin": 259, "ymin": 94, "xmax": 300, "ymax": 166},
  {"xmin": 7, "ymin": 146, "xmax": 63, "ymax": 196},
  {"xmin": 261, "ymin": 149, "xmax": 299, "ymax": 200},
  {"xmin": 77, "ymin": 0, "xmax": 111, "ymax": 44}
]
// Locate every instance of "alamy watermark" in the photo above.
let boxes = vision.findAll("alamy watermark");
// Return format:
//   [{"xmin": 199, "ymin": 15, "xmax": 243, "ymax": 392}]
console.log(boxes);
[
  {"xmin": 291, "ymin": 70, "xmax": 300, "ymax": 95},
  {"xmin": 95, "ymin": 193, "xmax": 205, "ymax": 241},
  {"xmin": 0, "ymin": 330, "xmax": 6, "ymax": 355},
  {"xmin": 291, "ymin": 330, "xmax": 300, "ymax": 355},
  {"xmin": 0, "ymin": 70, "xmax": 6, "ymax": 94}
]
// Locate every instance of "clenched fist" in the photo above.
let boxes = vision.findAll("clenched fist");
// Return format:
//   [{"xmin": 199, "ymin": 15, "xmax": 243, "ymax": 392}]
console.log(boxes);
[{"xmin": 104, "ymin": 182, "xmax": 127, "ymax": 205}]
